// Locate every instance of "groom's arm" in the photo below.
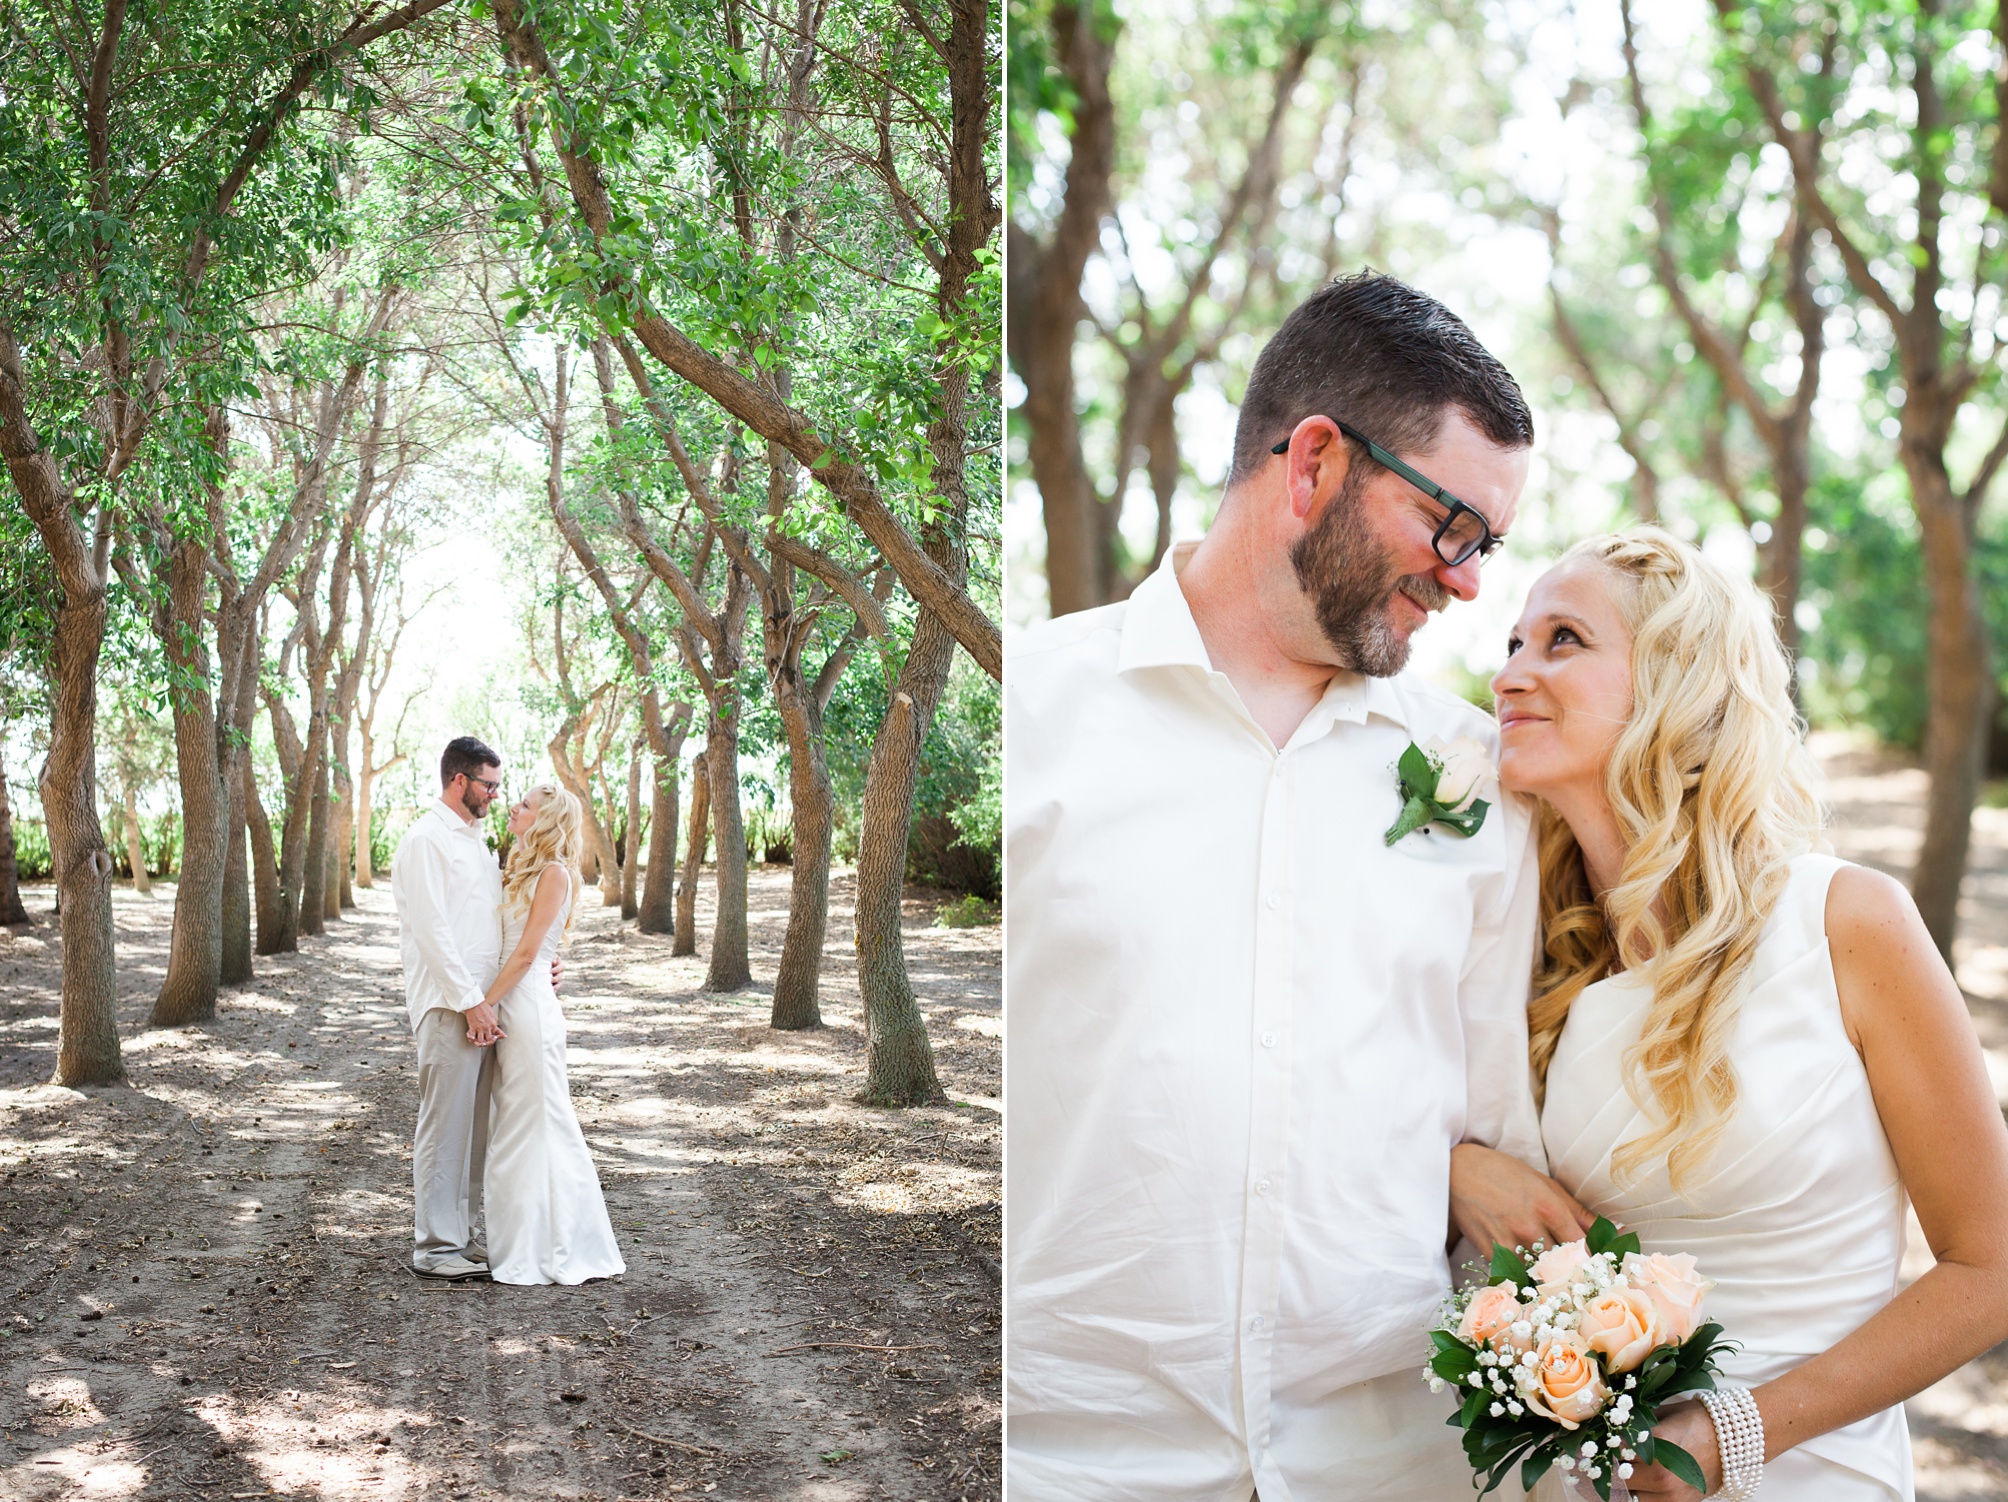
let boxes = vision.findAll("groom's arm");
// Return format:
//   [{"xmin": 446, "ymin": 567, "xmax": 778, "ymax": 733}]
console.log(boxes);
[
  {"xmin": 396, "ymin": 835, "xmax": 488, "ymax": 1015},
  {"xmin": 1448, "ymin": 796, "xmax": 1595, "ymax": 1253}
]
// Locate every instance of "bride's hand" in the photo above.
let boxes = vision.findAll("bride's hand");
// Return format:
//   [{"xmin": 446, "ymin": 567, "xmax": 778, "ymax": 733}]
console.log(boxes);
[
  {"xmin": 1447, "ymin": 1142, "xmax": 1597, "ymax": 1253},
  {"xmin": 1623, "ymin": 1400, "xmax": 1721, "ymax": 1501}
]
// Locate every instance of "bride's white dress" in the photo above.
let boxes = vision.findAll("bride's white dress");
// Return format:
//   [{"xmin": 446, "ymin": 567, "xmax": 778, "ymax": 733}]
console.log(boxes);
[
  {"xmin": 1540, "ymin": 854, "xmax": 1911, "ymax": 1500},
  {"xmin": 484, "ymin": 873, "xmax": 625, "ymax": 1285}
]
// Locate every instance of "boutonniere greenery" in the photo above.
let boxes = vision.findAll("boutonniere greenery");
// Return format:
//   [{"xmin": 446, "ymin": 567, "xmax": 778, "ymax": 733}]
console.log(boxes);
[{"xmin": 1385, "ymin": 735, "xmax": 1495, "ymax": 845}]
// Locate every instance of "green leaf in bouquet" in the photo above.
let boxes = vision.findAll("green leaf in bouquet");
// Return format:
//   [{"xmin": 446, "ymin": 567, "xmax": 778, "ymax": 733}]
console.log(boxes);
[
  {"xmin": 1654, "ymin": 1438, "xmax": 1707, "ymax": 1491},
  {"xmin": 1397, "ymin": 742, "xmax": 1438, "ymax": 798},
  {"xmin": 1459, "ymin": 1385, "xmax": 1490, "ymax": 1429},
  {"xmin": 1430, "ymin": 1342, "xmax": 1478, "ymax": 1382},
  {"xmin": 1677, "ymin": 1322, "xmax": 1729, "ymax": 1367},
  {"xmin": 1488, "ymin": 1243, "xmax": 1532, "ymax": 1288},
  {"xmin": 1583, "ymin": 1216, "xmax": 1639, "ymax": 1259},
  {"xmin": 1520, "ymin": 1446, "xmax": 1557, "ymax": 1492},
  {"xmin": 1633, "ymin": 1344, "xmax": 1679, "ymax": 1396},
  {"xmin": 1480, "ymin": 1439, "xmax": 1540, "ymax": 1498}
]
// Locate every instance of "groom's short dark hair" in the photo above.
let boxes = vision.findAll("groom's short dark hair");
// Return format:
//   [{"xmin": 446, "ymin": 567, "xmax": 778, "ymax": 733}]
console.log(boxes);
[
  {"xmin": 1228, "ymin": 270, "xmax": 1533, "ymax": 485},
  {"xmin": 439, "ymin": 736, "xmax": 500, "ymax": 788}
]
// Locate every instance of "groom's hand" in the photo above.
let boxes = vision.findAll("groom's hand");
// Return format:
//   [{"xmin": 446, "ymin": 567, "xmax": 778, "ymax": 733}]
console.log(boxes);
[
  {"xmin": 549, "ymin": 956, "xmax": 564, "ymax": 991},
  {"xmin": 1622, "ymin": 1398, "xmax": 1719, "ymax": 1501},
  {"xmin": 464, "ymin": 1000, "xmax": 505, "ymax": 1047},
  {"xmin": 1448, "ymin": 1142, "xmax": 1597, "ymax": 1254}
]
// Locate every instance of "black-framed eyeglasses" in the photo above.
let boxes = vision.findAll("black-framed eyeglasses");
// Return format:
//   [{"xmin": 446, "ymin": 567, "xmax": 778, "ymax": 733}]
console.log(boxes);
[
  {"xmin": 467, "ymin": 775, "xmax": 502, "ymax": 796},
  {"xmin": 1271, "ymin": 419, "xmax": 1505, "ymax": 567}
]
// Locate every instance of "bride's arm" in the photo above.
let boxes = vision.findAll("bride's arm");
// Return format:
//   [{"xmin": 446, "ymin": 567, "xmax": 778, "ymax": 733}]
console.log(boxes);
[
  {"xmin": 1630, "ymin": 864, "xmax": 2008, "ymax": 1501},
  {"xmin": 481, "ymin": 867, "xmax": 571, "ymax": 1010}
]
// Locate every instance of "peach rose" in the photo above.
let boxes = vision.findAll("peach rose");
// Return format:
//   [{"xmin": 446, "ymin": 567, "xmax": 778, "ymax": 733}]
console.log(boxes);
[
  {"xmin": 1527, "ymin": 1239, "xmax": 1592, "ymax": 1294},
  {"xmin": 1576, "ymin": 1284, "xmax": 1663, "ymax": 1374},
  {"xmin": 1525, "ymin": 1330, "xmax": 1609, "ymax": 1429},
  {"xmin": 1457, "ymin": 1283, "xmax": 1523, "ymax": 1348},
  {"xmin": 1624, "ymin": 1252, "xmax": 1713, "ymax": 1344}
]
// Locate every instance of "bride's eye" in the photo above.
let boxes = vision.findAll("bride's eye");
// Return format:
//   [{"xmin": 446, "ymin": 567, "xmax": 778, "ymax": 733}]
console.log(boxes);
[
  {"xmin": 1551, "ymin": 625, "xmax": 1583, "ymax": 647},
  {"xmin": 1505, "ymin": 635, "xmax": 1523, "ymax": 656}
]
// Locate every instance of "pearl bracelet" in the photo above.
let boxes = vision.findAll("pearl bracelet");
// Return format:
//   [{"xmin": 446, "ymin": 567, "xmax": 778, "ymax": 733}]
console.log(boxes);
[{"xmin": 1697, "ymin": 1385, "xmax": 1764, "ymax": 1501}]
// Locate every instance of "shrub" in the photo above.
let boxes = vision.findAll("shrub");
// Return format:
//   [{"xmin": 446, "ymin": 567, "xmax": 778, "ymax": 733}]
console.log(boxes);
[
  {"xmin": 934, "ymin": 893, "xmax": 999, "ymax": 928},
  {"xmin": 9, "ymin": 818, "xmax": 50, "ymax": 880}
]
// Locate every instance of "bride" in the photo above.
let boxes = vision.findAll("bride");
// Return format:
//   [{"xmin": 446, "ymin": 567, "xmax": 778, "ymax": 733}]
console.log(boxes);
[
  {"xmin": 477, "ymin": 783, "xmax": 625, "ymax": 1287},
  {"xmin": 1452, "ymin": 528, "xmax": 2008, "ymax": 1500}
]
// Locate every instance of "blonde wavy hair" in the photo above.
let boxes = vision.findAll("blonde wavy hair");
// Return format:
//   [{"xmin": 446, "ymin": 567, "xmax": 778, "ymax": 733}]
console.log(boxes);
[
  {"xmin": 501, "ymin": 784, "xmax": 584, "ymax": 942},
  {"xmin": 1526, "ymin": 527, "xmax": 1823, "ymax": 1190}
]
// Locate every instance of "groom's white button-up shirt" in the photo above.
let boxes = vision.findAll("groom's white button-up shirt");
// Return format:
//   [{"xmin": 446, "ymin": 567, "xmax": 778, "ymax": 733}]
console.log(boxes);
[
  {"xmin": 1006, "ymin": 548, "xmax": 1544, "ymax": 1500},
  {"xmin": 390, "ymin": 799, "xmax": 504, "ymax": 1030}
]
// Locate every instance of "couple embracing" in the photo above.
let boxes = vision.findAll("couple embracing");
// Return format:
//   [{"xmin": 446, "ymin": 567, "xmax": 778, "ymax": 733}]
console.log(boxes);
[
  {"xmin": 390, "ymin": 736, "xmax": 624, "ymax": 1287},
  {"xmin": 1007, "ymin": 274, "xmax": 2008, "ymax": 1499}
]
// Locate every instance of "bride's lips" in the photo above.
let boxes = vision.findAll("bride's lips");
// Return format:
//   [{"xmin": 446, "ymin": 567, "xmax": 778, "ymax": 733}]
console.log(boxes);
[{"xmin": 1497, "ymin": 709, "xmax": 1547, "ymax": 730}]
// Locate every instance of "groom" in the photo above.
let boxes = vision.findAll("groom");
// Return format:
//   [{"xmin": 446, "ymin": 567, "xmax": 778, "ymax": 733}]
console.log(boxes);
[
  {"xmin": 391, "ymin": 735, "xmax": 514, "ymax": 1282},
  {"xmin": 1008, "ymin": 273, "xmax": 1561, "ymax": 1498}
]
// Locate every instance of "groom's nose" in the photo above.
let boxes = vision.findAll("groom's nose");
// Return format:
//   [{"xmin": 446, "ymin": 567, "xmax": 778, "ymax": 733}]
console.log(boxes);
[{"xmin": 1437, "ymin": 552, "xmax": 1483, "ymax": 603}]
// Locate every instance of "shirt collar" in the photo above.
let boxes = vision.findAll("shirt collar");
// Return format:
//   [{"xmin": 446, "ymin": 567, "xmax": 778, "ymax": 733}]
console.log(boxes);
[
  {"xmin": 432, "ymin": 796, "xmax": 481, "ymax": 835},
  {"xmin": 1118, "ymin": 543, "xmax": 1410, "ymax": 737},
  {"xmin": 1116, "ymin": 545, "xmax": 1214, "ymax": 675}
]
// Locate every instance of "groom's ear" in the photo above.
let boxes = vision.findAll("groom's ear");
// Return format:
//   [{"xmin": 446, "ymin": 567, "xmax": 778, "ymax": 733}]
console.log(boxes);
[{"xmin": 1284, "ymin": 419, "xmax": 1350, "ymax": 523}]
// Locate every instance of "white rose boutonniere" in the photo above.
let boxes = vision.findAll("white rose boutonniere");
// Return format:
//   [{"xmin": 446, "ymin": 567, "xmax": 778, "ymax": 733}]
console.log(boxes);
[{"xmin": 1384, "ymin": 735, "xmax": 1495, "ymax": 845}]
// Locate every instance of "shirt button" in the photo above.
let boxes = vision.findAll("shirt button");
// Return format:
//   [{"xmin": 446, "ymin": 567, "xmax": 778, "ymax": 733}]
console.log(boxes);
[
  {"xmin": 1249, "ymin": 1316, "xmax": 1264, "ymax": 1333},
  {"xmin": 1256, "ymin": 1178, "xmax": 1272, "ymax": 1195},
  {"xmin": 1261, "ymin": 1032, "xmax": 1277, "ymax": 1048},
  {"xmin": 1264, "ymin": 892, "xmax": 1280, "ymax": 910}
]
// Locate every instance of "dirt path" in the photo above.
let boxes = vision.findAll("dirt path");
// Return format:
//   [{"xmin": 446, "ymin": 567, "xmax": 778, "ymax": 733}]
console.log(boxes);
[
  {"xmin": 1818, "ymin": 734, "xmax": 2008, "ymax": 1502},
  {"xmin": 0, "ymin": 866, "xmax": 1000, "ymax": 1502}
]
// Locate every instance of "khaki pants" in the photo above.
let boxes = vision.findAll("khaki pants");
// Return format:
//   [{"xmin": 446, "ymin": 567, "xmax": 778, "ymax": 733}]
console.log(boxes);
[{"xmin": 412, "ymin": 1005, "xmax": 495, "ymax": 1270}]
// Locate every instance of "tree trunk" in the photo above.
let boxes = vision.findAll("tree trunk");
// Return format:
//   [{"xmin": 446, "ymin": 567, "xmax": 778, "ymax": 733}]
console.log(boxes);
[
  {"xmin": 1907, "ymin": 450, "xmax": 1991, "ymax": 957},
  {"xmin": 0, "ymin": 734, "xmax": 31, "ymax": 925},
  {"xmin": 301, "ymin": 724, "xmax": 331, "ymax": 936},
  {"xmin": 332, "ymin": 724, "xmax": 355, "ymax": 911},
  {"xmin": 703, "ymin": 710, "xmax": 752, "ymax": 991},
  {"xmin": 639, "ymin": 746, "xmax": 679, "ymax": 935},
  {"xmin": 151, "ymin": 535, "xmax": 227, "ymax": 1023},
  {"xmin": 622, "ymin": 738, "xmax": 642, "ymax": 921},
  {"xmin": 247, "ymin": 760, "xmax": 286, "ymax": 956},
  {"xmin": 122, "ymin": 787, "xmax": 152, "ymax": 897},
  {"xmin": 1004, "ymin": 1, "xmax": 1117, "ymax": 620},
  {"xmin": 41, "ymin": 588, "xmax": 124, "ymax": 1085},
  {"xmin": 221, "ymin": 757, "xmax": 251, "ymax": 984},
  {"xmin": 675, "ymin": 749, "xmax": 709, "ymax": 956},
  {"xmin": 354, "ymin": 759, "xmax": 379, "ymax": 890},
  {"xmin": 855, "ymin": 629, "xmax": 953, "ymax": 1106},
  {"xmin": 770, "ymin": 673, "xmax": 832, "ymax": 1030}
]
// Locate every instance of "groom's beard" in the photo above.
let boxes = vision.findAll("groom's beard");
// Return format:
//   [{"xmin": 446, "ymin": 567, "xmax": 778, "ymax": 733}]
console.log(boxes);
[{"xmin": 1290, "ymin": 484, "xmax": 1450, "ymax": 677}]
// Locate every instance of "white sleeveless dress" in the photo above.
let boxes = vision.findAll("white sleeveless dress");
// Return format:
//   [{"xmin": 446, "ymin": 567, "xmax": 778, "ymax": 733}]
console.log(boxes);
[
  {"xmin": 1539, "ymin": 855, "xmax": 1911, "ymax": 1500},
  {"xmin": 484, "ymin": 872, "xmax": 625, "ymax": 1286}
]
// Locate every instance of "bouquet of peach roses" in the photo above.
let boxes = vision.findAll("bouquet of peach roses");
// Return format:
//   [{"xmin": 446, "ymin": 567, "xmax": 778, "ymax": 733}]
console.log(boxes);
[{"xmin": 1423, "ymin": 1217, "xmax": 1731, "ymax": 1500}]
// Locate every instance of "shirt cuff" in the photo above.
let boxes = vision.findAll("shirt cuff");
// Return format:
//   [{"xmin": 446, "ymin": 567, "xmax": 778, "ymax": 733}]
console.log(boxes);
[{"xmin": 457, "ymin": 985, "xmax": 489, "ymax": 1012}]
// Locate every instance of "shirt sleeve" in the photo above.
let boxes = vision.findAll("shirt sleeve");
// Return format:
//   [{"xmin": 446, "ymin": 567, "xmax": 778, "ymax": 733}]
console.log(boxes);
[
  {"xmin": 1457, "ymin": 793, "xmax": 1547, "ymax": 1171},
  {"xmin": 395, "ymin": 830, "xmax": 488, "ymax": 1013}
]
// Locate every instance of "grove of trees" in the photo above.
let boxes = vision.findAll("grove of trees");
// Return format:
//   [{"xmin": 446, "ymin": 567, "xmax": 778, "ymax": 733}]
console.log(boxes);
[
  {"xmin": 0, "ymin": 0, "xmax": 1000, "ymax": 1104},
  {"xmin": 1008, "ymin": 0, "xmax": 2008, "ymax": 957}
]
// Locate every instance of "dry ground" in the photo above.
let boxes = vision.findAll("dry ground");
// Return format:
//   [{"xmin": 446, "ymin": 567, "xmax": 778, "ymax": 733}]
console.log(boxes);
[
  {"xmin": 1817, "ymin": 734, "xmax": 2008, "ymax": 1502},
  {"xmin": 0, "ymin": 865, "xmax": 999, "ymax": 1502}
]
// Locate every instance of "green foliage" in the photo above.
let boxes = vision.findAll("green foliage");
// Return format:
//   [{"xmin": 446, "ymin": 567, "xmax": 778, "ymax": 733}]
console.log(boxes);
[
  {"xmin": 9, "ymin": 819, "xmax": 52, "ymax": 882},
  {"xmin": 909, "ymin": 659, "xmax": 1001, "ymax": 898},
  {"xmin": 1800, "ymin": 475, "xmax": 2008, "ymax": 751},
  {"xmin": 934, "ymin": 893, "xmax": 999, "ymax": 928}
]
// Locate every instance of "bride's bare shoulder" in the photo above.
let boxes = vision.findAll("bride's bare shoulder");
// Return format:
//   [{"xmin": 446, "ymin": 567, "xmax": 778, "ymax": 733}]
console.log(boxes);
[{"xmin": 1823, "ymin": 861, "xmax": 1951, "ymax": 1049}]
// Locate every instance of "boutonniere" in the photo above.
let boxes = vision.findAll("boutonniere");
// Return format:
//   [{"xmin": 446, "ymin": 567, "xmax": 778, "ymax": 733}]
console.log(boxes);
[{"xmin": 1384, "ymin": 735, "xmax": 1494, "ymax": 845}]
